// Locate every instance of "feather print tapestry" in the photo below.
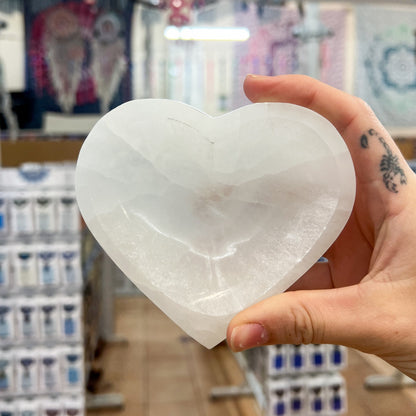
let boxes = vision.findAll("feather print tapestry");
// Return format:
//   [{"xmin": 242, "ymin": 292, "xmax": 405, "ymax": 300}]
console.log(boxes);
[{"xmin": 25, "ymin": 0, "xmax": 132, "ymax": 127}]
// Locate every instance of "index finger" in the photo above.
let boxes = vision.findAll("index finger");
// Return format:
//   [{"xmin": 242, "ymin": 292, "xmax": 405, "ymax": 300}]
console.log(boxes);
[
  {"xmin": 243, "ymin": 74, "xmax": 415, "ymax": 195},
  {"xmin": 244, "ymin": 74, "xmax": 378, "ymax": 138}
]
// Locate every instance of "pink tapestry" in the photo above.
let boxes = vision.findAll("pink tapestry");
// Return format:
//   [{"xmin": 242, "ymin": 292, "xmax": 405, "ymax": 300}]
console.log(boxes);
[{"xmin": 232, "ymin": 5, "xmax": 347, "ymax": 108}]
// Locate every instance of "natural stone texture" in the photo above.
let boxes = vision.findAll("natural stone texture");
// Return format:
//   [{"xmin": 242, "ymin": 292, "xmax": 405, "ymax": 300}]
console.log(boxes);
[{"xmin": 75, "ymin": 100, "xmax": 356, "ymax": 348}]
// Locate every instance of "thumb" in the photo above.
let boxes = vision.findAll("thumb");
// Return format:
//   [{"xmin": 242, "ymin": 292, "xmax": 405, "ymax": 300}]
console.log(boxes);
[{"xmin": 227, "ymin": 284, "xmax": 383, "ymax": 353}]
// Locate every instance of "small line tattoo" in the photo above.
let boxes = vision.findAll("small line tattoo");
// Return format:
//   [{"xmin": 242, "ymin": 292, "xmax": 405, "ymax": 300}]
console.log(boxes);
[
  {"xmin": 360, "ymin": 128, "xmax": 407, "ymax": 193},
  {"xmin": 360, "ymin": 134, "xmax": 369, "ymax": 149}
]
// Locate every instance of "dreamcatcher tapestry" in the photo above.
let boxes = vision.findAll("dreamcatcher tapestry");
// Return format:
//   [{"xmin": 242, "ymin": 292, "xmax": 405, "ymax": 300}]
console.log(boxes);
[
  {"xmin": 25, "ymin": 0, "xmax": 133, "ymax": 128},
  {"xmin": 355, "ymin": 5, "xmax": 416, "ymax": 128}
]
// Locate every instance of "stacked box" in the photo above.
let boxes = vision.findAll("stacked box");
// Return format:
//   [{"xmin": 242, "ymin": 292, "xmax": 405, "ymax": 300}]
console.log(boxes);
[{"xmin": 0, "ymin": 163, "xmax": 84, "ymax": 414}]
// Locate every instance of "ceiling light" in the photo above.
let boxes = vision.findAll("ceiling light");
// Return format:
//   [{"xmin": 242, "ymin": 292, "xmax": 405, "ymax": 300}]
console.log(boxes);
[{"xmin": 164, "ymin": 26, "xmax": 250, "ymax": 41}]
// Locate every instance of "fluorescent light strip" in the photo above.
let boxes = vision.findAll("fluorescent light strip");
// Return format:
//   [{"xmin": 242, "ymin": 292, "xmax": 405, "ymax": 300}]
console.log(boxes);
[{"xmin": 164, "ymin": 26, "xmax": 250, "ymax": 41}]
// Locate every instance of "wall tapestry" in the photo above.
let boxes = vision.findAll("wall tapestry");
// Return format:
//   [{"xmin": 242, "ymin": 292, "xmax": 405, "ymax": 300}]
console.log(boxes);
[
  {"xmin": 25, "ymin": 0, "xmax": 133, "ymax": 128},
  {"xmin": 355, "ymin": 5, "xmax": 416, "ymax": 128},
  {"xmin": 232, "ymin": 4, "xmax": 347, "ymax": 108}
]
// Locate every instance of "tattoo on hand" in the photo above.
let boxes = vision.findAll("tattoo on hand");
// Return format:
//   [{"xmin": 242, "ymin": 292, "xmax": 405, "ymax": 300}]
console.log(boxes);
[
  {"xmin": 360, "ymin": 134, "xmax": 369, "ymax": 149},
  {"xmin": 360, "ymin": 129, "xmax": 407, "ymax": 193}
]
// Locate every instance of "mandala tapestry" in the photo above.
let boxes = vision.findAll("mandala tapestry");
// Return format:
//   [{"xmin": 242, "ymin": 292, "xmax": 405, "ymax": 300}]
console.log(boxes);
[{"xmin": 355, "ymin": 5, "xmax": 416, "ymax": 128}]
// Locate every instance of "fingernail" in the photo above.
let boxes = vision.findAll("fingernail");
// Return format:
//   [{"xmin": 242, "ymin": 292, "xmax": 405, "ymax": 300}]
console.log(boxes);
[
  {"xmin": 230, "ymin": 323, "xmax": 269, "ymax": 351},
  {"xmin": 245, "ymin": 74, "xmax": 268, "ymax": 79}
]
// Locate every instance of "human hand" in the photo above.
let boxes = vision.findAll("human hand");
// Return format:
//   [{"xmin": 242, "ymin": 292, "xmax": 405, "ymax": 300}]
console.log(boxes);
[{"xmin": 227, "ymin": 74, "xmax": 416, "ymax": 380}]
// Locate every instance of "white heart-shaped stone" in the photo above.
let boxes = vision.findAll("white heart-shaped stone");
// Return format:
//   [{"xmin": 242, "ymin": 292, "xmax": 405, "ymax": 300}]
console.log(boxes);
[{"xmin": 75, "ymin": 100, "xmax": 355, "ymax": 348}]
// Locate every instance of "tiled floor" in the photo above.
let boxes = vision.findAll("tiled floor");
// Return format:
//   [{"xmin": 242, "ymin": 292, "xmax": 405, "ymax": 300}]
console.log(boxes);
[{"xmin": 88, "ymin": 296, "xmax": 416, "ymax": 416}]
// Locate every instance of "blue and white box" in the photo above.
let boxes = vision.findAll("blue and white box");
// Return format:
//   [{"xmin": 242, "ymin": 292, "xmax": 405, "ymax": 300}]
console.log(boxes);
[
  {"xmin": 16, "ymin": 298, "xmax": 39, "ymax": 342},
  {"xmin": 39, "ymin": 348, "xmax": 61, "ymax": 394},
  {"xmin": 15, "ymin": 349, "xmax": 39, "ymax": 395},
  {"xmin": 58, "ymin": 243, "xmax": 82, "ymax": 288},
  {"xmin": 0, "ymin": 350, "xmax": 15, "ymax": 396},
  {"xmin": 33, "ymin": 191, "xmax": 57, "ymax": 235},
  {"xmin": 288, "ymin": 345, "xmax": 307, "ymax": 373},
  {"xmin": 39, "ymin": 398, "xmax": 63, "ymax": 416},
  {"xmin": 17, "ymin": 399, "xmax": 40, "ymax": 416},
  {"xmin": 12, "ymin": 246, "xmax": 38, "ymax": 289},
  {"xmin": 38, "ymin": 297, "xmax": 60, "ymax": 341},
  {"xmin": 62, "ymin": 396, "xmax": 85, "ymax": 416},
  {"xmin": 37, "ymin": 246, "xmax": 60, "ymax": 287},
  {"xmin": 325, "ymin": 373, "xmax": 347, "ymax": 415},
  {"xmin": 266, "ymin": 345, "xmax": 289, "ymax": 377},
  {"xmin": 9, "ymin": 192, "xmax": 34, "ymax": 236},
  {"xmin": 327, "ymin": 345, "xmax": 347, "ymax": 371},
  {"xmin": 267, "ymin": 378, "xmax": 290, "ymax": 416},
  {"xmin": 0, "ymin": 247, "xmax": 11, "ymax": 290},
  {"xmin": 56, "ymin": 192, "xmax": 79, "ymax": 235},
  {"xmin": 60, "ymin": 296, "xmax": 82, "ymax": 341},
  {"xmin": 289, "ymin": 377, "xmax": 307, "ymax": 415},
  {"xmin": 60, "ymin": 346, "xmax": 84, "ymax": 393},
  {"xmin": 0, "ymin": 299, "xmax": 15, "ymax": 344}
]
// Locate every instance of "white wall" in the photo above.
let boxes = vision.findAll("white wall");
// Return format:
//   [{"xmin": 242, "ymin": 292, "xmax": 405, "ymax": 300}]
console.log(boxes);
[{"xmin": 0, "ymin": 8, "xmax": 25, "ymax": 91}]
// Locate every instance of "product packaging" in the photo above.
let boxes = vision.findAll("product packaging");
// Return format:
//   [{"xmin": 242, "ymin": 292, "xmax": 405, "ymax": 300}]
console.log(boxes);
[
  {"xmin": 60, "ymin": 346, "xmax": 84, "ymax": 392},
  {"xmin": 39, "ymin": 348, "xmax": 61, "ymax": 393},
  {"xmin": 15, "ymin": 348, "xmax": 39, "ymax": 395},
  {"xmin": 58, "ymin": 243, "xmax": 82, "ymax": 288},
  {"xmin": 0, "ymin": 399, "xmax": 17, "ymax": 414},
  {"xmin": 17, "ymin": 398, "xmax": 41, "ymax": 416},
  {"xmin": 306, "ymin": 344, "xmax": 328, "ymax": 373},
  {"xmin": 0, "ymin": 194, "xmax": 8, "ymax": 236},
  {"xmin": 327, "ymin": 345, "xmax": 347, "ymax": 371},
  {"xmin": 38, "ymin": 297, "xmax": 60, "ymax": 341},
  {"xmin": 62, "ymin": 396, "xmax": 85, "ymax": 416},
  {"xmin": 16, "ymin": 298, "xmax": 39, "ymax": 342},
  {"xmin": 39, "ymin": 398, "xmax": 63, "ymax": 416},
  {"xmin": 288, "ymin": 345, "xmax": 307, "ymax": 374},
  {"xmin": 0, "ymin": 350, "xmax": 14, "ymax": 396},
  {"xmin": 33, "ymin": 191, "xmax": 57, "ymax": 235},
  {"xmin": 9, "ymin": 192, "xmax": 34, "ymax": 236},
  {"xmin": 0, "ymin": 246, "xmax": 11, "ymax": 290},
  {"xmin": 37, "ymin": 246, "xmax": 60, "ymax": 288},
  {"xmin": 267, "ymin": 378, "xmax": 290, "ymax": 416},
  {"xmin": 60, "ymin": 296, "xmax": 82, "ymax": 341},
  {"xmin": 266, "ymin": 345, "xmax": 289, "ymax": 377},
  {"xmin": 12, "ymin": 246, "xmax": 38, "ymax": 289},
  {"xmin": 289, "ymin": 377, "xmax": 307, "ymax": 416},
  {"xmin": 325, "ymin": 373, "xmax": 347, "ymax": 414},
  {"xmin": 306, "ymin": 375, "xmax": 327, "ymax": 415},
  {"xmin": 56, "ymin": 192, "xmax": 79, "ymax": 235},
  {"xmin": 0, "ymin": 298, "xmax": 15, "ymax": 344}
]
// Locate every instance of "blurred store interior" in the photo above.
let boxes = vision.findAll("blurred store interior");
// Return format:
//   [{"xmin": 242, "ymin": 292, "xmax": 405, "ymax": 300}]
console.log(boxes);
[{"xmin": 1, "ymin": 1, "xmax": 416, "ymax": 415}]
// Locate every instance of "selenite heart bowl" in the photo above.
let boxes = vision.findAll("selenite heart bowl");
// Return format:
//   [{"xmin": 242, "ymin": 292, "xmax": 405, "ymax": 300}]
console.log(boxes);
[{"xmin": 75, "ymin": 99, "xmax": 356, "ymax": 348}]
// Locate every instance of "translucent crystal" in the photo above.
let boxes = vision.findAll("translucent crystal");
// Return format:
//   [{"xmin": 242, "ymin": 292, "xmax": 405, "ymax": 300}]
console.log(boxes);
[{"xmin": 75, "ymin": 100, "xmax": 356, "ymax": 348}]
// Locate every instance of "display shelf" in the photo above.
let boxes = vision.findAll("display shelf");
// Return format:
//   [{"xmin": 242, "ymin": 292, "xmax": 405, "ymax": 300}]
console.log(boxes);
[
  {"xmin": 0, "ymin": 394, "xmax": 85, "ymax": 415},
  {"xmin": 212, "ymin": 345, "xmax": 348, "ymax": 415},
  {"xmin": 365, "ymin": 371, "xmax": 416, "ymax": 390},
  {"xmin": 0, "ymin": 138, "xmax": 125, "ymax": 411},
  {"xmin": 237, "ymin": 351, "xmax": 268, "ymax": 410},
  {"xmin": 0, "ymin": 340, "xmax": 82, "ymax": 349},
  {"xmin": 0, "ymin": 162, "xmax": 85, "ymax": 414},
  {"xmin": 0, "ymin": 139, "xmax": 83, "ymax": 167}
]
